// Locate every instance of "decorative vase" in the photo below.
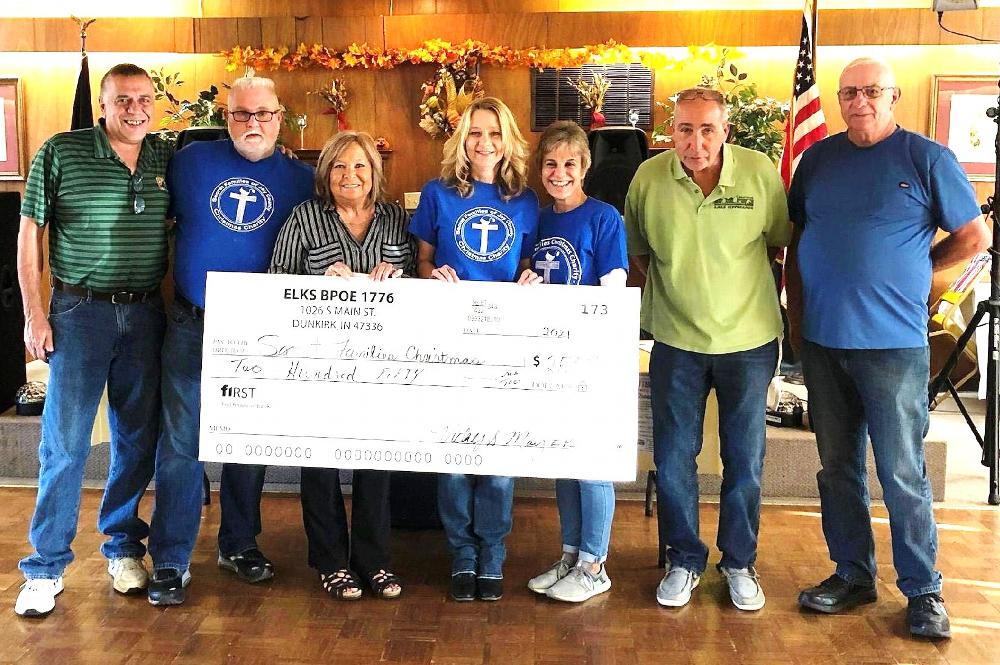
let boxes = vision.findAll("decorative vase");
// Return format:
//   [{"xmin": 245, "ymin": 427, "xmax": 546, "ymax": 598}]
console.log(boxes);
[
  {"xmin": 322, "ymin": 108, "xmax": 349, "ymax": 131},
  {"xmin": 590, "ymin": 110, "xmax": 606, "ymax": 129}
]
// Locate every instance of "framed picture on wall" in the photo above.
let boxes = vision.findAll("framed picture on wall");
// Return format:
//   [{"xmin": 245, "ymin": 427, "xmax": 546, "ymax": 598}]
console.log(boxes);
[
  {"xmin": 0, "ymin": 77, "xmax": 26, "ymax": 180},
  {"xmin": 930, "ymin": 74, "xmax": 999, "ymax": 182}
]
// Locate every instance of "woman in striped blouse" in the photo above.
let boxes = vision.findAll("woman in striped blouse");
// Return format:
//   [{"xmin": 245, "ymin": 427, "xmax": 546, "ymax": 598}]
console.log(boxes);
[{"xmin": 269, "ymin": 131, "xmax": 414, "ymax": 600}]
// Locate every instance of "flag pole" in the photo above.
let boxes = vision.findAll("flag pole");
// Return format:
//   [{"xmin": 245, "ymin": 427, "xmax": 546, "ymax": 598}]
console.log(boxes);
[
  {"xmin": 70, "ymin": 16, "xmax": 96, "ymax": 55},
  {"xmin": 69, "ymin": 17, "xmax": 96, "ymax": 131}
]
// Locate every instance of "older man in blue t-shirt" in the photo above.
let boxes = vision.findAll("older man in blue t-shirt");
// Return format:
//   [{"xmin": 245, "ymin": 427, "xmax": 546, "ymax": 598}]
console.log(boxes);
[
  {"xmin": 145, "ymin": 76, "xmax": 313, "ymax": 606},
  {"xmin": 787, "ymin": 57, "xmax": 989, "ymax": 640}
]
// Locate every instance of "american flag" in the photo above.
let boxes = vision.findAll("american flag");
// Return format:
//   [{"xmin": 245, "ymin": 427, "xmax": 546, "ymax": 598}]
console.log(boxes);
[{"xmin": 779, "ymin": 0, "xmax": 827, "ymax": 189}]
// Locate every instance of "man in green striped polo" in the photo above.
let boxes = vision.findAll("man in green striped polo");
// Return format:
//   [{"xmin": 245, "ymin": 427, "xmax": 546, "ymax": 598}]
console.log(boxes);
[{"xmin": 14, "ymin": 63, "xmax": 170, "ymax": 617}]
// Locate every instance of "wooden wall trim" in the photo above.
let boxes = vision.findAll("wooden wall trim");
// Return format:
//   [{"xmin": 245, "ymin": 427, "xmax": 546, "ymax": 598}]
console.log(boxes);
[{"xmin": 1, "ymin": 9, "xmax": 998, "ymax": 53}]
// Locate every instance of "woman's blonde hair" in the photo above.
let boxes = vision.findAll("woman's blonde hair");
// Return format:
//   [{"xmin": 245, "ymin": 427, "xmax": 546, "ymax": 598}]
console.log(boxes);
[
  {"xmin": 440, "ymin": 97, "xmax": 528, "ymax": 201},
  {"xmin": 314, "ymin": 131, "xmax": 384, "ymax": 208},
  {"xmin": 536, "ymin": 120, "xmax": 591, "ymax": 172}
]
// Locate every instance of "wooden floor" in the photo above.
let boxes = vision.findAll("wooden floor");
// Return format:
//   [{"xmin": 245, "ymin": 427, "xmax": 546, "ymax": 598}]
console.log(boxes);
[{"xmin": 1, "ymin": 488, "xmax": 999, "ymax": 665}]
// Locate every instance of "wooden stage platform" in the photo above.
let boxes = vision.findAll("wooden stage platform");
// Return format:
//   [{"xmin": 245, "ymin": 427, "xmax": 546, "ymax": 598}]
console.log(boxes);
[{"xmin": 0, "ymin": 488, "xmax": 998, "ymax": 664}]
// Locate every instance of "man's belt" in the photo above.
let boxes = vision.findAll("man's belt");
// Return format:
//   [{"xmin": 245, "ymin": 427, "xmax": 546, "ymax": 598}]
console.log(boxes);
[
  {"xmin": 174, "ymin": 292, "xmax": 205, "ymax": 319},
  {"xmin": 52, "ymin": 278, "xmax": 159, "ymax": 305}
]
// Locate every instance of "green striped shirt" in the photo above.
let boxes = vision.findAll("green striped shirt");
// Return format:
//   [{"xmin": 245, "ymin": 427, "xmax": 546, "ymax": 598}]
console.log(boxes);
[{"xmin": 20, "ymin": 122, "xmax": 172, "ymax": 291}]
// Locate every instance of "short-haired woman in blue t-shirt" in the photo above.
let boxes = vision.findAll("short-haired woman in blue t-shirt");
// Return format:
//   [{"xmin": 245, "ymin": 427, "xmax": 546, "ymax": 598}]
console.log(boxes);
[
  {"xmin": 524, "ymin": 120, "xmax": 628, "ymax": 602},
  {"xmin": 410, "ymin": 97, "xmax": 541, "ymax": 602}
]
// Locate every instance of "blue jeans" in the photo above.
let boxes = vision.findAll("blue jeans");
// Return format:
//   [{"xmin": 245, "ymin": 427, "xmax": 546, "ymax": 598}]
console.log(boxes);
[
  {"xmin": 649, "ymin": 339, "xmax": 778, "ymax": 574},
  {"xmin": 801, "ymin": 341, "xmax": 942, "ymax": 598},
  {"xmin": 438, "ymin": 474, "xmax": 514, "ymax": 578},
  {"xmin": 148, "ymin": 301, "xmax": 205, "ymax": 572},
  {"xmin": 20, "ymin": 290, "xmax": 165, "ymax": 579},
  {"xmin": 555, "ymin": 479, "xmax": 615, "ymax": 563}
]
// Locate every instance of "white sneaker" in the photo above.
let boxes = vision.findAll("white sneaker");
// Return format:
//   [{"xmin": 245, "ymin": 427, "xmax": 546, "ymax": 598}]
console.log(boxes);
[
  {"xmin": 720, "ymin": 566, "xmax": 765, "ymax": 611},
  {"xmin": 108, "ymin": 557, "xmax": 149, "ymax": 594},
  {"xmin": 656, "ymin": 566, "xmax": 700, "ymax": 607},
  {"xmin": 527, "ymin": 556, "xmax": 574, "ymax": 593},
  {"xmin": 545, "ymin": 564, "xmax": 612, "ymax": 603},
  {"xmin": 15, "ymin": 577, "xmax": 64, "ymax": 617}
]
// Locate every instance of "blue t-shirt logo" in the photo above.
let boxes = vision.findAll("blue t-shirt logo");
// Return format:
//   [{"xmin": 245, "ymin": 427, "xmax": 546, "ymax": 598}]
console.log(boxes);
[
  {"xmin": 210, "ymin": 177, "xmax": 276, "ymax": 233},
  {"xmin": 531, "ymin": 237, "xmax": 582, "ymax": 285},
  {"xmin": 454, "ymin": 206, "xmax": 516, "ymax": 263}
]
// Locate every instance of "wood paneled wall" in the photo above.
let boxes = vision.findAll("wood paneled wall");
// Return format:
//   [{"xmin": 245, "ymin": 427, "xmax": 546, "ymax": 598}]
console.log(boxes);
[{"xmin": 1, "ymin": 8, "xmax": 999, "ymax": 52}]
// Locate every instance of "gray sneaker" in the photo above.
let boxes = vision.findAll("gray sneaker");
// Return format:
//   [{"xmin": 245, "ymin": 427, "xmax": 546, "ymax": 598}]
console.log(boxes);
[
  {"xmin": 527, "ymin": 556, "xmax": 574, "ymax": 594},
  {"xmin": 545, "ymin": 564, "xmax": 611, "ymax": 603},
  {"xmin": 656, "ymin": 566, "xmax": 700, "ymax": 607},
  {"xmin": 720, "ymin": 566, "xmax": 765, "ymax": 611}
]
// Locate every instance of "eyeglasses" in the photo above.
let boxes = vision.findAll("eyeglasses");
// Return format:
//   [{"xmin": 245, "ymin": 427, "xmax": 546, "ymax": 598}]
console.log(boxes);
[
  {"xmin": 674, "ymin": 88, "xmax": 726, "ymax": 103},
  {"xmin": 227, "ymin": 109, "xmax": 281, "ymax": 123},
  {"xmin": 130, "ymin": 172, "xmax": 145, "ymax": 215},
  {"xmin": 836, "ymin": 85, "xmax": 896, "ymax": 101}
]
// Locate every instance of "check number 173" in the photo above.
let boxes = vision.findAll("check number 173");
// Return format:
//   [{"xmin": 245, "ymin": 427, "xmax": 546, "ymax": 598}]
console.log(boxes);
[{"xmin": 581, "ymin": 304, "xmax": 608, "ymax": 316}]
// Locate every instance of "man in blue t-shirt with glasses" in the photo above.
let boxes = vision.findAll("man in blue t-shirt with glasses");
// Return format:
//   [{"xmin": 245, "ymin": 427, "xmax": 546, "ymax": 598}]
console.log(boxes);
[
  {"xmin": 787, "ymin": 57, "xmax": 989, "ymax": 640},
  {"xmin": 145, "ymin": 76, "xmax": 313, "ymax": 606}
]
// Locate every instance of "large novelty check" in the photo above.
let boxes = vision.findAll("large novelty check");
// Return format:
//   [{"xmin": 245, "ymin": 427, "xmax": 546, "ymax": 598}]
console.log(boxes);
[{"xmin": 199, "ymin": 272, "xmax": 640, "ymax": 481}]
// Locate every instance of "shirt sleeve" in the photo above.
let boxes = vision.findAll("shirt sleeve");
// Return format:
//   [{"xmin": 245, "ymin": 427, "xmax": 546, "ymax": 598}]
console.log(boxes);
[
  {"xmin": 268, "ymin": 205, "xmax": 308, "ymax": 275},
  {"xmin": 20, "ymin": 139, "xmax": 60, "ymax": 227},
  {"xmin": 929, "ymin": 146, "xmax": 982, "ymax": 233},
  {"xmin": 408, "ymin": 181, "xmax": 440, "ymax": 246},
  {"xmin": 623, "ymin": 170, "xmax": 650, "ymax": 256},
  {"xmin": 761, "ymin": 162, "xmax": 792, "ymax": 247},
  {"xmin": 595, "ymin": 207, "xmax": 629, "ymax": 278}
]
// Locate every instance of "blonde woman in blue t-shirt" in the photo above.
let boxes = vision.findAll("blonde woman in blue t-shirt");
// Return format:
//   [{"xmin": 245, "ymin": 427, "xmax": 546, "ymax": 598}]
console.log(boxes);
[{"xmin": 410, "ymin": 97, "xmax": 540, "ymax": 602}]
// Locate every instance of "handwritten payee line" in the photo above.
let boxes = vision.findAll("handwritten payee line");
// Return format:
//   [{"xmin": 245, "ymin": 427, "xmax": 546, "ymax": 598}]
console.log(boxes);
[
  {"xmin": 207, "ymin": 375, "xmax": 584, "ymax": 392},
  {"xmin": 210, "ymin": 352, "xmax": 522, "ymax": 369}
]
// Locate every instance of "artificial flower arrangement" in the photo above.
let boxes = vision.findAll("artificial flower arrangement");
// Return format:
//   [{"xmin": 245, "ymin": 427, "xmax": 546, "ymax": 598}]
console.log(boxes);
[
  {"xmin": 309, "ymin": 78, "xmax": 349, "ymax": 130},
  {"xmin": 568, "ymin": 72, "xmax": 612, "ymax": 128},
  {"xmin": 418, "ymin": 66, "xmax": 484, "ymax": 139}
]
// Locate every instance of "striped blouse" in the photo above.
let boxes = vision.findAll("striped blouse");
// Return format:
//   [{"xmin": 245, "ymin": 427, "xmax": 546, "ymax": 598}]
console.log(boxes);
[{"xmin": 269, "ymin": 199, "xmax": 416, "ymax": 276}]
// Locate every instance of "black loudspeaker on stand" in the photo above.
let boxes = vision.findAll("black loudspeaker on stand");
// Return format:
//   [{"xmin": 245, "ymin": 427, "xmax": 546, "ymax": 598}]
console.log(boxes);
[
  {"xmin": 927, "ymin": 77, "xmax": 1000, "ymax": 506},
  {"xmin": 0, "ymin": 192, "xmax": 26, "ymax": 413},
  {"xmin": 583, "ymin": 126, "xmax": 648, "ymax": 214}
]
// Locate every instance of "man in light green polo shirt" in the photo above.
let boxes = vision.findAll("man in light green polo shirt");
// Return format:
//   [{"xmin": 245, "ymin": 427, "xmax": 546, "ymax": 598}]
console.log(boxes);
[{"xmin": 624, "ymin": 87, "xmax": 789, "ymax": 613}]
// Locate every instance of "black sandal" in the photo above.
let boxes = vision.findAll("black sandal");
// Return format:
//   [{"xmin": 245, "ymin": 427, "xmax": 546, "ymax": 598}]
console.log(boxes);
[
  {"xmin": 368, "ymin": 569, "xmax": 403, "ymax": 599},
  {"xmin": 319, "ymin": 569, "xmax": 363, "ymax": 601}
]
